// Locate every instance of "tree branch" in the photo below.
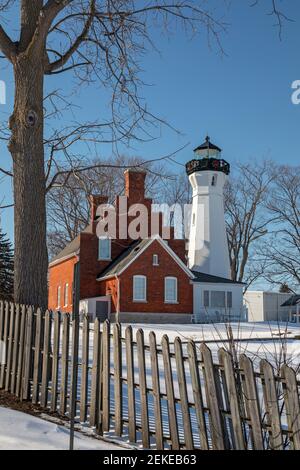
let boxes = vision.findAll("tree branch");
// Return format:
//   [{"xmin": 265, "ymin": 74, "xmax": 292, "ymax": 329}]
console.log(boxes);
[{"xmin": 0, "ymin": 24, "xmax": 16, "ymax": 60}]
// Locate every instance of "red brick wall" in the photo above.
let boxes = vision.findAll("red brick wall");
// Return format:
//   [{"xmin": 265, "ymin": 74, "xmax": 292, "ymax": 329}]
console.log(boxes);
[
  {"xmin": 48, "ymin": 256, "xmax": 77, "ymax": 312},
  {"xmin": 119, "ymin": 239, "xmax": 193, "ymax": 315}
]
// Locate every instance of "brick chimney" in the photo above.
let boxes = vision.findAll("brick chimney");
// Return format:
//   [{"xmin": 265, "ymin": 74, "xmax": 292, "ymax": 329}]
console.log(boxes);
[
  {"xmin": 89, "ymin": 195, "xmax": 108, "ymax": 223},
  {"xmin": 124, "ymin": 169, "xmax": 147, "ymax": 202}
]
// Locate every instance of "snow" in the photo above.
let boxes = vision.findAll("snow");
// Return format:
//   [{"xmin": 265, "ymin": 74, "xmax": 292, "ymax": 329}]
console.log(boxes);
[
  {"xmin": 123, "ymin": 321, "xmax": 300, "ymax": 344},
  {"xmin": 0, "ymin": 407, "xmax": 124, "ymax": 450}
]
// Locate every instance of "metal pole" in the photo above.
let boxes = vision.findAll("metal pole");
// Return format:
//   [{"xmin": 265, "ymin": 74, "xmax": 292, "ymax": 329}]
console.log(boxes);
[{"xmin": 69, "ymin": 262, "xmax": 80, "ymax": 450}]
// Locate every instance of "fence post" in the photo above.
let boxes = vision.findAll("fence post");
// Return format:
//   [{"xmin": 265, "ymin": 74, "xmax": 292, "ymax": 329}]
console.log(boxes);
[
  {"xmin": 281, "ymin": 364, "xmax": 300, "ymax": 450},
  {"xmin": 80, "ymin": 315, "xmax": 89, "ymax": 423},
  {"xmin": 0, "ymin": 302, "xmax": 9, "ymax": 389},
  {"xmin": 16, "ymin": 305, "xmax": 26, "ymax": 397},
  {"xmin": 125, "ymin": 326, "xmax": 136, "ymax": 444},
  {"xmin": 102, "ymin": 320, "xmax": 111, "ymax": 433},
  {"xmin": 239, "ymin": 354, "xmax": 264, "ymax": 450},
  {"xmin": 218, "ymin": 348, "xmax": 246, "ymax": 450},
  {"xmin": 40, "ymin": 310, "xmax": 52, "ymax": 408},
  {"xmin": 32, "ymin": 308, "xmax": 42, "ymax": 404},
  {"xmin": 21, "ymin": 306, "xmax": 33, "ymax": 401},
  {"xmin": 260, "ymin": 359, "xmax": 283, "ymax": 450},
  {"xmin": 5, "ymin": 303, "xmax": 15, "ymax": 391},
  {"xmin": 200, "ymin": 343, "xmax": 226, "ymax": 450},
  {"xmin": 136, "ymin": 329, "xmax": 150, "ymax": 448},
  {"xmin": 187, "ymin": 340, "xmax": 209, "ymax": 450},
  {"xmin": 60, "ymin": 313, "xmax": 70, "ymax": 415},
  {"xmin": 90, "ymin": 318, "xmax": 101, "ymax": 427},
  {"xmin": 113, "ymin": 323, "xmax": 122, "ymax": 437},
  {"xmin": 161, "ymin": 334, "xmax": 180, "ymax": 450},
  {"xmin": 10, "ymin": 304, "xmax": 20, "ymax": 394},
  {"xmin": 149, "ymin": 331, "xmax": 163, "ymax": 450},
  {"xmin": 174, "ymin": 337, "xmax": 193, "ymax": 450},
  {"xmin": 50, "ymin": 311, "xmax": 61, "ymax": 412}
]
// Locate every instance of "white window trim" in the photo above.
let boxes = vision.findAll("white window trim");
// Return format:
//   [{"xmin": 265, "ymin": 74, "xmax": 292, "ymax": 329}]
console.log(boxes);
[
  {"xmin": 133, "ymin": 275, "xmax": 147, "ymax": 302},
  {"xmin": 64, "ymin": 283, "xmax": 69, "ymax": 307},
  {"xmin": 98, "ymin": 237, "xmax": 111, "ymax": 261},
  {"xmin": 57, "ymin": 285, "xmax": 61, "ymax": 309},
  {"xmin": 164, "ymin": 276, "xmax": 178, "ymax": 304}
]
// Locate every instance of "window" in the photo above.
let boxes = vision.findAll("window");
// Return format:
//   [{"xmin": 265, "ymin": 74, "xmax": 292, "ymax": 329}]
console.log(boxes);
[
  {"xmin": 165, "ymin": 277, "xmax": 178, "ymax": 303},
  {"xmin": 133, "ymin": 275, "xmax": 147, "ymax": 302},
  {"xmin": 64, "ymin": 283, "xmax": 69, "ymax": 307},
  {"xmin": 153, "ymin": 254, "xmax": 159, "ymax": 266},
  {"xmin": 57, "ymin": 286, "xmax": 61, "ymax": 308},
  {"xmin": 192, "ymin": 213, "xmax": 196, "ymax": 226},
  {"xmin": 203, "ymin": 290, "xmax": 210, "ymax": 307},
  {"xmin": 98, "ymin": 237, "xmax": 111, "ymax": 260},
  {"xmin": 211, "ymin": 174, "xmax": 218, "ymax": 186},
  {"xmin": 227, "ymin": 291, "xmax": 233, "ymax": 309},
  {"xmin": 211, "ymin": 291, "xmax": 226, "ymax": 308}
]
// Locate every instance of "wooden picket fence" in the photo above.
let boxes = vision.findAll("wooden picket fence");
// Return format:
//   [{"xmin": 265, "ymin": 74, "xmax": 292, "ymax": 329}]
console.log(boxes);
[{"xmin": 0, "ymin": 300, "xmax": 300, "ymax": 450}]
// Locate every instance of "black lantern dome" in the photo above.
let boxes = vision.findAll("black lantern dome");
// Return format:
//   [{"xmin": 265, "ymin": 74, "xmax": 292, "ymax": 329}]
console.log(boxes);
[{"xmin": 186, "ymin": 136, "xmax": 230, "ymax": 176}]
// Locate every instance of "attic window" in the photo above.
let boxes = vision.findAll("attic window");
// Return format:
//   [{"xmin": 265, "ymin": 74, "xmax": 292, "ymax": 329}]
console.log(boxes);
[
  {"xmin": 153, "ymin": 254, "xmax": 159, "ymax": 266},
  {"xmin": 98, "ymin": 237, "xmax": 111, "ymax": 261}
]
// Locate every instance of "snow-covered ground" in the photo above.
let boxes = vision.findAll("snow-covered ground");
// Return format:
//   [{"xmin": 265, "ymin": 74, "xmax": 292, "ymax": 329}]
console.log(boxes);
[
  {"xmin": 0, "ymin": 407, "xmax": 123, "ymax": 450},
  {"xmin": 123, "ymin": 321, "xmax": 300, "ymax": 344}
]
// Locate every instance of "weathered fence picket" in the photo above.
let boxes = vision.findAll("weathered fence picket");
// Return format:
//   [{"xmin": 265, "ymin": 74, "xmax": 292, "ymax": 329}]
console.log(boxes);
[
  {"xmin": 162, "ymin": 334, "xmax": 180, "ymax": 450},
  {"xmin": 90, "ymin": 318, "xmax": 101, "ymax": 427},
  {"xmin": 59, "ymin": 313, "xmax": 70, "ymax": 415},
  {"xmin": 239, "ymin": 354, "xmax": 264, "ymax": 450},
  {"xmin": 136, "ymin": 329, "xmax": 150, "ymax": 448},
  {"xmin": 125, "ymin": 326, "xmax": 136, "ymax": 443},
  {"xmin": 50, "ymin": 311, "xmax": 61, "ymax": 412},
  {"xmin": 0, "ymin": 301, "xmax": 299, "ymax": 451},
  {"xmin": 5, "ymin": 303, "xmax": 15, "ymax": 391},
  {"xmin": 102, "ymin": 320, "xmax": 110, "ymax": 433},
  {"xmin": 80, "ymin": 315, "xmax": 89, "ymax": 422},
  {"xmin": 10, "ymin": 304, "xmax": 20, "ymax": 394},
  {"xmin": 149, "ymin": 331, "xmax": 163, "ymax": 449}
]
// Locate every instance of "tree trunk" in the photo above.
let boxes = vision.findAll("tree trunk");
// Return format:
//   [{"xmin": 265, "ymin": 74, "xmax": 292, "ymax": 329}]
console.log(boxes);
[{"xmin": 9, "ymin": 54, "xmax": 48, "ymax": 309}]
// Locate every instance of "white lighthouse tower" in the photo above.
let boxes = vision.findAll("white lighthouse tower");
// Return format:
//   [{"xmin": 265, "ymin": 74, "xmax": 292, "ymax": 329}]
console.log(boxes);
[{"xmin": 186, "ymin": 136, "xmax": 231, "ymax": 279}]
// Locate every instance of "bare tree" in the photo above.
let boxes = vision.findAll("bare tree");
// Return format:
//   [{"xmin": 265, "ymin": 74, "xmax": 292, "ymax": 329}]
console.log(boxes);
[
  {"xmin": 263, "ymin": 165, "xmax": 300, "ymax": 290},
  {"xmin": 224, "ymin": 161, "xmax": 275, "ymax": 287},
  {"xmin": 0, "ymin": 1, "xmax": 226, "ymax": 308}
]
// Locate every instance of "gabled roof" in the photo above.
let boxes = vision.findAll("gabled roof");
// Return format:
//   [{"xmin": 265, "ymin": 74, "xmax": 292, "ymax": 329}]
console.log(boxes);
[
  {"xmin": 281, "ymin": 295, "xmax": 300, "ymax": 307},
  {"xmin": 97, "ymin": 236, "xmax": 194, "ymax": 280},
  {"xmin": 192, "ymin": 271, "xmax": 245, "ymax": 285},
  {"xmin": 49, "ymin": 223, "xmax": 93, "ymax": 266}
]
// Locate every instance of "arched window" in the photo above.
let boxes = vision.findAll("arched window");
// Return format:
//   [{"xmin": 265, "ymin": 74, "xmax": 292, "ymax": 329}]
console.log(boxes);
[
  {"xmin": 164, "ymin": 277, "xmax": 178, "ymax": 303},
  {"xmin": 133, "ymin": 275, "xmax": 147, "ymax": 302}
]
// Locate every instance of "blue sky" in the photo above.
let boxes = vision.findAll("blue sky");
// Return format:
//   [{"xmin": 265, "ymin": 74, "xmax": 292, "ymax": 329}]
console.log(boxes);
[{"xmin": 1, "ymin": 1, "xmax": 300, "ymax": 241}]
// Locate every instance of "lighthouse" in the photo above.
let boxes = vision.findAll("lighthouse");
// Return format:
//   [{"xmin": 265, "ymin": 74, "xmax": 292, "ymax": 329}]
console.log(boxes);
[{"xmin": 186, "ymin": 136, "xmax": 231, "ymax": 279}]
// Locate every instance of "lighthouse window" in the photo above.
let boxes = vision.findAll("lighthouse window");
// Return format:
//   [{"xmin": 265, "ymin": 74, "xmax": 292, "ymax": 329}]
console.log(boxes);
[
  {"xmin": 211, "ymin": 174, "xmax": 218, "ymax": 186},
  {"xmin": 211, "ymin": 291, "xmax": 226, "ymax": 308}
]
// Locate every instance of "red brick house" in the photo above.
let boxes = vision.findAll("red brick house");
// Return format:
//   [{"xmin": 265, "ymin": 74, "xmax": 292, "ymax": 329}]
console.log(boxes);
[{"xmin": 48, "ymin": 169, "xmax": 194, "ymax": 323}]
